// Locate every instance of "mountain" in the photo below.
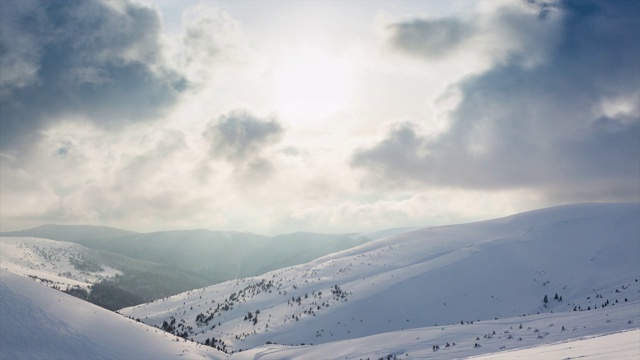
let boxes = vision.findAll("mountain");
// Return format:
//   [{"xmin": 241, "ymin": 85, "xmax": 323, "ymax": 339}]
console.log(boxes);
[
  {"xmin": 60, "ymin": 230, "xmax": 371, "ymax": 283},
  {"xmin": 0, "ymin": 236, "xmax": 209, "ymax": 310},
  {"xmin": 0, "ymin": 270, "xmax": 223, "ymax": 360},
  {"xmin": 1, "ymin": 224, "xmax": 137, "ymax": 242},
  {"xmin": 1, "ymin": 236, "xmax": 121, "ymax": 289},
  {"xmin": 2, "ymin": 225, "xmax": 374, "ymax": 308},
  {"xmin": 120, "ymin": 203, "xmax": 640, "ymax": 356},
  {"xmin": 3, "ymin": 270, "xmax": 637, "ymax": 360}
]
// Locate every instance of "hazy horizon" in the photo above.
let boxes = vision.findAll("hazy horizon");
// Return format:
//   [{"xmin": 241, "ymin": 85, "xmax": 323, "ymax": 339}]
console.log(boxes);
[{"xmin": 4, "ymin": 200, "xmax": 639, "ymax": 236}]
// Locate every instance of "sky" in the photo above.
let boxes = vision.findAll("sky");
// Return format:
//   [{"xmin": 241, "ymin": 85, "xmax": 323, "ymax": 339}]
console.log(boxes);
[{"xmin": 0, "ymin": 0, "xmax": 638, "ymax": 235}]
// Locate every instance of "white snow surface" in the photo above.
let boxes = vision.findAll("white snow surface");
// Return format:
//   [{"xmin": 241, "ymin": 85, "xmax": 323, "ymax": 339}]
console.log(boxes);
[
  {"xmin": 0, "ymin": 236, "xmax": 121, "ymax": 289},
  {"xmin": 0, "ymin": 270, "xmax": 224, "ymax": 360},
  {"xmin": 121, "ymin": 203, "xmax": 640, "ymax": 356},
  {"xmin": 469, "ymin": 329, "xmax": 640, "ymax": 360},
  {"xmin": 230, "ymin": 301, "xmax": 639, "ymax": 359}
]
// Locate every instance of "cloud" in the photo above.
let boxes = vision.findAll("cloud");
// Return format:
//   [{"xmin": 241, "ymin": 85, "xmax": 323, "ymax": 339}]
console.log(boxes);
[
  {"xmin": 353, "ymin": 0, "xmax": 640, "ymax": 202},
  {"xmin": 387, "ymin": 18, "xmax": 474, "ymax": 59},
  {"xmin": 385, "ymin": 0, "xmax": 562, "ymax": 67},
  {"xmin": 281, "ymin": 187, "xmax": 544, "ymax": 234},
  {"xmin": 203, "ymin": 110, "xmax": 284, "ymax": 177},
  {"xmin": 180, "ymin": 5, "xmax": 244, "ymax": 83},
  {"xmin": 0, "ymin": 0, "xmax": 187, "ymax": 150},
  {"xmin": 0, "ymin": 121, "xmax": 217, "ymax": 231}
]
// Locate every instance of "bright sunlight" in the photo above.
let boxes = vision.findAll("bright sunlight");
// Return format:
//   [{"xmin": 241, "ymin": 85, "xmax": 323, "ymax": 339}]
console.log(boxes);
[{"xmin": 274, "ymin": 48, "xmax": 354, "ymax": 122}]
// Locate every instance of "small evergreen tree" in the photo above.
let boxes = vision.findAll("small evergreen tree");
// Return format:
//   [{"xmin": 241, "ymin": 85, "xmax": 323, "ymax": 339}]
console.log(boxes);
[{"xmin": 543, "ymin": 295, "xmax": 548, "ymax": 304}]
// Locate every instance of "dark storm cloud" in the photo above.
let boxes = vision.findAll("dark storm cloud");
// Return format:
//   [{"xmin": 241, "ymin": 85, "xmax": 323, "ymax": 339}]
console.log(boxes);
[
  {"xmin": 0, "ymin": 0, "xmax": 187, "ymax": 150},
  {"xmin": 204, "ymin": 111, "xmax": 284, "ymax": 162},
  {"xmin": 353, "ymin": 0, "xmax": 640, "ymax": 201},
  {"xmin": 387, "ymin": 18, "xmax": 474, "ymax": 59}
]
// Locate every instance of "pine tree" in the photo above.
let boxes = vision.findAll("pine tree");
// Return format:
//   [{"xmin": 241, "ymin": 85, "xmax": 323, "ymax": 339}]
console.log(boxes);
[{"xmin": 543, "ymin": 295, "xmax": 548, "ymax": 304}]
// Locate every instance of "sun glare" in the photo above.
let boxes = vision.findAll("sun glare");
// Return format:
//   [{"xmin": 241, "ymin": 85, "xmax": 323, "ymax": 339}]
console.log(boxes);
[{"xmin": 274, "ymin": 48, "xmax": 354, "ymax": 122}]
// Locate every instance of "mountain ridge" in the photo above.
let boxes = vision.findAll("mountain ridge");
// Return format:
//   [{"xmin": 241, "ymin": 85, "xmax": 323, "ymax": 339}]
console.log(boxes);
[
  {"xmin": 18, "ymin": 228, "xmax": 374, "ymax": 283},
  {"xmin": 1, "ymin": 224, "xmax": 138, "ymax": 241},
  {"xmin": 120, "ymin": 202, "xmax": 640, "ymax": 355}
]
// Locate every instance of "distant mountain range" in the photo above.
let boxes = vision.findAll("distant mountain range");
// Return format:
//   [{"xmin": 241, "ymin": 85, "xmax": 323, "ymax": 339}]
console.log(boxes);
[
  {"xmin": 2, "ymin": 224, "xmax": 138, "ymax": 241},
  {"xmin": 1, "ymin": 224, "xmax": 377, "ymax": 309},
  {"xmin": 3, "ymin": 225, "xmax": 373, "ymax": 283},
  {"xmin": 0, "ymin": 236, "xmax": 209, "ymax": 310}
]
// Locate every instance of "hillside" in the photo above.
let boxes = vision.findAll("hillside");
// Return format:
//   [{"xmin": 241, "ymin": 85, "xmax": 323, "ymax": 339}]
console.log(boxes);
[
  {"xmin": 57, "ymin": 230, "xmax": 371, "ymax": 283},
  {"xmin": 1, "ymin": 236, "xmax": 121, "ymax": 289},
  {"xmin": 0, "ymin": 236, "xmax": 209, "ymax": 310},
  {"xmin": 3, "ymin": 270, "xmax": 637, "ymax": 360},
  {"xmin": 121, "ymin": 203, "xmax": 640, "ymax": 355},
  {"xmin": 0, "ymin": 270, "xmax": 223, "ymax": 360},
  {"xmin": 230, "ymin": 303, "xmax": 639, "ymax": 359},
  {"xmin": 471, "ymin": 329, "xmax": 640, "ymax": 360}
]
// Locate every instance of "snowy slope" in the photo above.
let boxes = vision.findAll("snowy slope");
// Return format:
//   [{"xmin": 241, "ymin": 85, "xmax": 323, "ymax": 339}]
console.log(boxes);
[
  {"xmin": 0, "ymin": 236, "xmax": 121, "ymax": 290},
  {"xmin": 0, "ymin": 270, "xmax": 224, "ymax": 360},
  {"xmin": 469, "ymin": 329, "xmax": 640, "ymax": 360},
  {"xmin": 230, "ymin": 301, "xmax": 639, "ymax": 359},
  {"xmin": 0, "ymin": 236, "xmax": 211, "ymax": 310},
  {"xmin": 121, "ymin": 203, "xmax": 640, "ymax": 355}
]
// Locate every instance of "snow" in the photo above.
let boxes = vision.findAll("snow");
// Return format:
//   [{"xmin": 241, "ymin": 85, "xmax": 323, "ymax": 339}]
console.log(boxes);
[
  {"xmin": 121, "ymin": 203, "xmax": 640, "ymax": 356},
  {"xmin": 2, "ymin": 266, "xmax": 637, "ymax": 360},
  {"xmin": 469, "ymin": 329, "xmax": 640, "ymax": 360},
  {"xmin": 0, "ymin": 270, "xmax": 224, "ymax": 360},
  {"xmin": 3, "ymin": 203, "xmax": 638, "ymax": 359},
  {"xmin": 0, "ymin": 236, "xmax": 121, "ymax": 290},
  {"xmin": 229, "ymin": 301, "xmax": 640, "ymax": 359}
]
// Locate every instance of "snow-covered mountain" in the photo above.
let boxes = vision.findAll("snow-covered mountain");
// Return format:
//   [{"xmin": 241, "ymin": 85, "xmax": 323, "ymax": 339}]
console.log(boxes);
[
  {"xmin": 0, "ymin": 236, "xmax": 209, "ymax": 310},
  {"xmin": 6, "ymin": 226, "xmax": 372, "ymax": 284},
  {"xmin": 4, "ymin": 268, "xmax": 637, "ymax": 360},
  {"xmin": 120, "ymin": 203, "xmax": 640, "ymax": 356},
  {"xmin": 0, "ymin": 270, "xmax": 224, "ymax": 360},
  {"xmin": 75, "ymin": 230, "xmax": 371, "ymax": 283},
  {"xmin": 0, "ymin": 236, "xmax": 121, "ymax": 290}
]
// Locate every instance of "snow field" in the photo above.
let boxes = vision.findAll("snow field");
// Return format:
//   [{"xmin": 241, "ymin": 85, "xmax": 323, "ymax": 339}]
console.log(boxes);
[
  {"xmin": 0, "ymin": 236, "xmax": 121, "ymax": 290},
  {"xmin": 0, "ymin": 270, "xmax": 224, "ymax": 360},
  {"xmin": 122, "ymin": 203, "xmax": 640, "ymax": 356}
]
